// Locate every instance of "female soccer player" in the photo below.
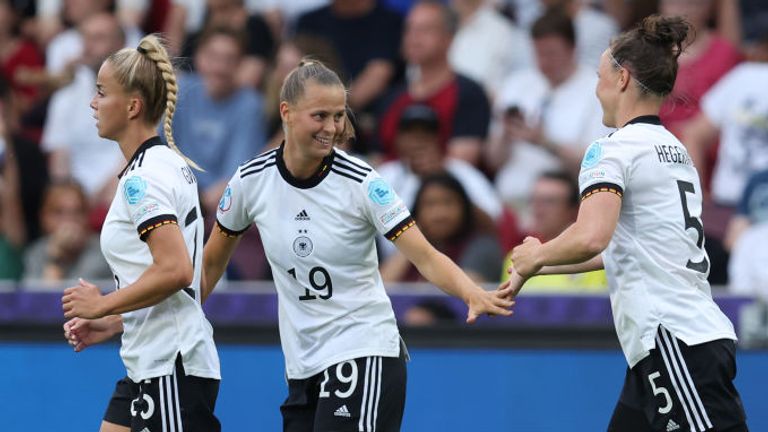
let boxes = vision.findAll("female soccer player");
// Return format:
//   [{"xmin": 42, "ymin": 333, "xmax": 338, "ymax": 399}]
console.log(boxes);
[
  {"xmin": 61, "ymin": 35, "xmax": 221, "ymax": 432},
  {"xmin": 509, "ymin": 16, "xmax": 748, "ymax": 432},
  {"xmin": 203, "ymin": 59, "xmax": 514, "ymax": 432}
]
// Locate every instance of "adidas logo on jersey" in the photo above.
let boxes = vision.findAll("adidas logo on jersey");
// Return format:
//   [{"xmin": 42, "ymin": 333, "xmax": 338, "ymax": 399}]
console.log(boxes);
[
  {"xmin": 295, "ymin": 210, "xmax": 310, "ymax": 221},
  {"xmin": 666, "ymin": 419, "xmax": 680, "ymax": 431},
  {"xmin": 334, "ymin": 405, "xmax": 351, "ymax": 418}
]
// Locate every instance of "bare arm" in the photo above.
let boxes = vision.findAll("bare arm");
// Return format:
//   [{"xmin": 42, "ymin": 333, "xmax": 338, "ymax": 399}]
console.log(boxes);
[
  {"xmin": 537, "ymin": 255, "xmax": 604, "ymax": 275},
  {"xmin": 723, "ymin": 215, "xmax": 750, "ymax": 252},
  {"xmin": 348, "ymin": 60, "xmax": 395, "ymax": 110},
  {"xmin": 393, "ymin": 225, "xmax": 513, "ymax": 323},
  {"xmin": 63, "ymin": 223, "xmax": 195, "ymax": 318},
  {"xmin": 201, "ymin": 225, "xmax": 242, "ymax": 302},
  {"xmin": 512, "ymin": 192, "xmax": 621, "ymax": 277}
]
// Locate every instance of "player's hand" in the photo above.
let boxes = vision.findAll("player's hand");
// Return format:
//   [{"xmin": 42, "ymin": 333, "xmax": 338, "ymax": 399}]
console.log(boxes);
[
  {"xmin": 465, "ymin": 286, "xmax": 515, "ymax": 324},
  {"xmin": 63, "ymin": 317, "xmax": 118, "ymax": 352},
  {"xmin": 511, "ymin": 236, "xmax": 543, "ymax": 277},
  {"xmin": 505, "ymin": 265, "xmax": 528, "ymax": 299},
  {"xmin": 62, "ymin": 279, "xmax": 106, "ymax": 319}
]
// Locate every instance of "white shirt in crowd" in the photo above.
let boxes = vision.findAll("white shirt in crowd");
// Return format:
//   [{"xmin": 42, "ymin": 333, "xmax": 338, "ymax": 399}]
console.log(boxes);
[
  {"xmin": 449, "ymin": 5, "xmax": 533, "ymax": 95},
  {"xmin": 217, "ymin": 146, "xmax": 409, "ymax": 379},
  {"xmin": 46, "ymin": 27, "xmax": 143, "ymax": 74},
  {"xmin": 101, "ymin": 137, "xmax": 220, "ymax": 382},
  {"xmin": 41, "ymin": 65, "xmax": 124, "ymax": 196},
  {"xmin": 573, "ymin": 7, "xmax": 618, "ymax": 68},
  {"xmin": 494, "ymin": 64, "xmax": 611, "ymax": 207},
  {"xmin": 701, "ymin": 63, "xmax": 768, "ymax": 206},
  {"xmin": 578, "ymin": 117, "xmax": 736, "ymax": 367},
  {"xmin": 729, "ymin": 223, "xmax": 768, "ymax": 301}
]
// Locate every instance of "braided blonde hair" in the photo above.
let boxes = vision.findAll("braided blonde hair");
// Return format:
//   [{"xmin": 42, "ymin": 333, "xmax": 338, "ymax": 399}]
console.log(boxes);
[{"xmin": 107, "ymin": 34, "xmax": 203, "ymax": 170}]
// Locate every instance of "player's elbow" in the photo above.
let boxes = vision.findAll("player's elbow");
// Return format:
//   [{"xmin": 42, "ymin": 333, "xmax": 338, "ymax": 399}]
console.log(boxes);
[
  {"xmin": 582, "ymin": 233, "xmax": 610, "ymax": 257},
  {"xmin": 161, "ymin": 258, "xmax": 194, "ymax": 292}
]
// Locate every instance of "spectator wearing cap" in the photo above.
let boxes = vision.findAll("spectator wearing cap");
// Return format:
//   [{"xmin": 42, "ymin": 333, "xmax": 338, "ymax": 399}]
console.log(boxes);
[
  {"xmin": 376, "ymin": 0, "xmax": 490, "ymax": 168},
  {"xmin": 378, "ymin": 103, "xmax": 502, "ymax": 221}
]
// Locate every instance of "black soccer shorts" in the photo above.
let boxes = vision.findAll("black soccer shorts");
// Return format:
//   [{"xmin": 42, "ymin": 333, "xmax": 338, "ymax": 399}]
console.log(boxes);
[
  {"xmin": 103, "ymin": 355, "xmax": 220, "ymax": 432},
  {"xmin": 281, "ymin": 352, "xmax": 407, "ymax": 432},
  {"xmin": 608, "ymin": 326, "xmax": 748, "ymax": 432}
]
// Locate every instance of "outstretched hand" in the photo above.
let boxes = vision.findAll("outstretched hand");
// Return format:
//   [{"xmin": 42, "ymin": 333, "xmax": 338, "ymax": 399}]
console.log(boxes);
[
  {"xmin": 505, "ymin": 265, "xmax": 528, "ymax": 299},
  {"xmin": 510, "ymin": 236, "xmax": 543, "ymax": 277},
  {"xmin": 465, "ymin": 284, "xmax": 515, "ymax": 324}
]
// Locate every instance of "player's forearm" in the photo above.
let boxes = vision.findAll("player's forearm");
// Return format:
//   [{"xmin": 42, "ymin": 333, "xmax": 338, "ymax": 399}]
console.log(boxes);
[
  {"xmin": 414, "ymin": 249, "xmax": 478, "ymax": 303},
  {"xmin": 537, "ymin": 222, "xmax": 605, "ymax": 268},
  {"xmin": 538, "ymin": 255, "xmax": 604, "ymax": 275},
  {"xmin": 99, "ymin": 264, "xmax": 190, "ymax": 316}
]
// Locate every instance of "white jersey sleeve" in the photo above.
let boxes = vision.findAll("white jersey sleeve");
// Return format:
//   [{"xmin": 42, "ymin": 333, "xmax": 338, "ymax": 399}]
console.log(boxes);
[
  {"xmin": 578, "ymin": 137, "xmax": 629, "ymax": 199},
  {"xmin": 360, "ymin": 172, "xmax": 414, "ymax": 242},
  {"xmin": 122, "ymin": 167, "xmax": 179, "ymax": 241},
  {"xmin": 216, "ymin": 169, "xmax": 253, "ymax": 236}
]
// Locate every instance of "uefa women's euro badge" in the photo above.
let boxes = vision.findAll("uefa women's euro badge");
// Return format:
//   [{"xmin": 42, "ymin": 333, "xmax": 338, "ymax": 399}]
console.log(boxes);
[
  {"xmin": 218, "ymin": 185, "xmax": 232, "ymax": 213},
  {"xmin": 368, "ymin": 179, "xmax": 394, "ymax": 206},
  {"xmin": 581, "ymin": 141, "xmax": 603, "ymax": 169},
  {"xmin": 124, "ymin": 176, "xmax": 147, "ymax": 205}
]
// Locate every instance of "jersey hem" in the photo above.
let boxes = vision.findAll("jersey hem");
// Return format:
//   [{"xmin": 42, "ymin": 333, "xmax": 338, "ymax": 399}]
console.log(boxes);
[
  {"xmin": 628, "ymin": 330, "xmax": 738, "ymax": 368},
  {"xmin": 286, "ymin": 346, "xmax": 401, "ymax": 380}
]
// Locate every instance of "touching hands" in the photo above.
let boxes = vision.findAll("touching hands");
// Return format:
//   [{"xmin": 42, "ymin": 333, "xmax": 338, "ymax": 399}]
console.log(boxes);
[
  {"xmin": 62, "ymin": 278, "xmax": 106, "ymax": 319},
  {"xmin": 63, "ymin": 316, "xmax": 120, "ymax": 352},
  {"xmin": 465, "ymin": 283, "xmax": 515, "ymax": 324},
  {"xmin": 510, "ymin": 236, "xmax": 544, "ymax": 277}
]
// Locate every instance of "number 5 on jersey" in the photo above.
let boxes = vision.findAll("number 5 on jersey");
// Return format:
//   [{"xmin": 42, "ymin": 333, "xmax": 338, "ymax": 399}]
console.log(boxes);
[{"xmin": 288, "ymin": 267, "xmax": 333, "ymax": 301}]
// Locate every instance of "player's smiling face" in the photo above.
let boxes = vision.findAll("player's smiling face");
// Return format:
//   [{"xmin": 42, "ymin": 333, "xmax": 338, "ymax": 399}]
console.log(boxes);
[
  {"xmin": 90, "ymin": 61, "xmax": 130, "ymax": 141},
  {"xmin": 282, "ymin": 81, "xmax": 347, "ymax": 160}
]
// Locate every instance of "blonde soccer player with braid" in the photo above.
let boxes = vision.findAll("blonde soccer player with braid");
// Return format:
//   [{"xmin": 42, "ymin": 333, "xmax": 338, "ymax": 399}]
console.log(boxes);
[{"xmin": 61, "ymin": 35, "xmax": 221, "ymax": 432}]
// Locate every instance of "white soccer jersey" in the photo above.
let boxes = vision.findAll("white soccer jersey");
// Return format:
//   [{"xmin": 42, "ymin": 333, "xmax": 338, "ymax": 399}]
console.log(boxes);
[
  {"xmin": 101, "ymin": 137, "xmax": 220, "ymax": 382},
  {"xmin": 217, "ymin": 146, "xmax": 412, "ymax": 379},
  {"xmin": 578, "ymin": 116, "xmax": 736, "ymax": 368}
]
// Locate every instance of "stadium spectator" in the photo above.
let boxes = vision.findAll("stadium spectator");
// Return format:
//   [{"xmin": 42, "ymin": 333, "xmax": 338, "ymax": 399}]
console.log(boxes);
[
  {"xmin": 23, "ymin": 180, "xmax": 111, "ymax": 282},
  {"xmin": 377, "ymin": 0, "xmax": 490, "ymax": 167},
  {"xmin": 44, "ymin": 0, "xmax": 143, "ymax": 75},
  {"xmin": 500, "ymin": 171, "xmax": 607, "ymax": 291},
  {"xmin": 179, "ymin": 0, "xmax": 276, "ymax": 89},
  {"xmin": 171, "ymin": 26, "xmax": 266, "ymax": 215},
  {"xmin": 381, "ymin": 173, "xmax": 503, "ymax": 283},
  {"xmin": 0, "ymin": 0, "xmax": 44, "ymax": 115},
  {"xmin": 41, "ymin": 13, "xmax": 126, "ymax": 208},
  {"xmin": 448, "ymin": 0, "xmax": 533, "ymax": 96},
  {"xmin": 378, "ymin": 103, "xmax": 502, "ymax": 220},
  {"xmin": 724, "ymin": 168, "xmax": 768, "ymax": 253},
  {"xmin": 658, "ymin": 0, "xmax": 742, "ymax": 140},
  {"xmin": 541, "ymin": 0, "xmax": 618, "ymax": 68},
  {"xmin": 488, "ymin": 8, "xmax": 609, "ymax": 211},
  {"xmin": 295, "ymin": 0, "xmax": 403, "ymax": 111}
]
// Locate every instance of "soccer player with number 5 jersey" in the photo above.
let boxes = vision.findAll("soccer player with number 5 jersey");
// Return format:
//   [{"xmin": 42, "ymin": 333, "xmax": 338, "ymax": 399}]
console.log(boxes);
[{"xmin": 509, "ymin": 15, "xmax": 748, "ymax": 432}]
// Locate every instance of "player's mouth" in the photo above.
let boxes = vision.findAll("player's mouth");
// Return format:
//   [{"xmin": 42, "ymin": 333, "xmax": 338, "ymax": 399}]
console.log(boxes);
[{"xmin": 313, "ymin": 135, "xmax": 332, "ymax": 148}]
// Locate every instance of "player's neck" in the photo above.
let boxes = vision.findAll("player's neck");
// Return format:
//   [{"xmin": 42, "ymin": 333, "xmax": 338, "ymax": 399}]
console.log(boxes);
[
  {"xmin": 282, "ymin": 142, "xmax": 324, "ymax": 180},
  {"xmin": 116, "ymin": 126, "xmax": 161, "ymax": 162},
  {"xmin": 615, "ymin": 96, "xmax": 662, "ymax": 128}
]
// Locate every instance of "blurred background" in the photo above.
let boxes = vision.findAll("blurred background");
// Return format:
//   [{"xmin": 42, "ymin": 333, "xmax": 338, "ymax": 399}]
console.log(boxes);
[{"xmin": 0, "ymin": 0, "xmax": 767, "ymax": 430}]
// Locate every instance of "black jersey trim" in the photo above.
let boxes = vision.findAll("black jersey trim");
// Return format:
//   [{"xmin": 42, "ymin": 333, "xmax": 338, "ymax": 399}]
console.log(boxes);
[
  {"xmin": 119, "ymin": 136, "xmax": 167, "ymax": 178},
  {"xmin": 330, "ymin": 167, "xmax": 364, "ymax": 183},
  {"xmin": 215, "ymin": 219, "xmax": 250, "ymax": 238},
  {"xmin": 183, "ymin": 208, "xmax": 198, "ymax": 227},
  {"xmin": 138, "ymin": 214, "xmax": 178, "ymax": 241},
  {"xmin": 581, "ymin": 182, "xmax": 624, "ymax": 201},
  {"xmin": 385, "ymin": 217, "xmax": 416, "ymax": 242},
  {"xmin": 332, "ymin": 160, "xmax": 369, "ymax": 178},
  {"xmin": 242, "ymin": 148, "xmax": 278, "ymax": 168},
  {"xmin": 242, "ymin": 152, "xmax": 278, "ymax": 172},
  {"xmin": 241, "ymin": 162, "xmax": 277, "ymax": 178},
  {"xmin": 275, "ymin": 142, "xmax": 335, "ymax": 189},
  {"xmin": 335, "ymin": 152, "xmax": 372, "ymax": 172},
  {"xmin": 623, "ymin": 115, "xmax": 662, "ymax": 127}
]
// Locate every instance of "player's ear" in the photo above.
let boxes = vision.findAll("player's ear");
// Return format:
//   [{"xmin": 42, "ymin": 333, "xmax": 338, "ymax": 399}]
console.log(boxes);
[
  {"xmin": 127, "ymin": 95, "xmax": 143, "ymax": 121},
  {"xmin": 279, "ymin": 101, "xmax": 291, "ymax": 126},
  {"xmin": 618, "ymin": 68, "xmax": 631, "ymax": 93}
]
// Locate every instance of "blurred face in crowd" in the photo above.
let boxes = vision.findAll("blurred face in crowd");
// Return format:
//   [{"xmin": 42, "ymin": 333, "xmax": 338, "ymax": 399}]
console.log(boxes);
[
  {"xmin": 65, "ymin": 0, "xmax": 109, "ymax": 25},
  {"xmin": 195, "ymin": 34, "xmax": 242, "ymax": 100},
  {"xmin": 396, "ymin": 127, "xmax": 443, "ymax": 176},
  {"xmin": 533, "ymin": 34, "xmax": 576, "ymax": 86},
  {"xmin": 91, "ymin": 61, "xmax": 131, "ymax": 141},
  {"xmin": 281, "ymin": 80, "xmax": 347, "ymax": 161},
  {"xmin": 0, "ymin": 0, "xmax": 16, "ymax": 37},
  {"xmin": 81, "ymin": 13, "xmax": 125, "ymax": 70},
  {"xmin": 403, "ymin": 3, "xmax": 452, "ymax": 66},
  {"xmin": 529, "ymin": 177, "xmax": 577, "ymax": 241},
  {"xmin": 660, "ymin": 0, "xmax": 712, "ymax": 30},
  {"xmin": 41, "ymin": 185, "xmax": 88, "ymax": 236},
  {"xmin": 416, "ymin": 183, "xmax": 464, "ymax": 242}
]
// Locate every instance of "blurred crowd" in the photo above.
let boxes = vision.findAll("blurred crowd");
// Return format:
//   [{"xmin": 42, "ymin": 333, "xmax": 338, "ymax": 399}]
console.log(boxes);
[{"xmin": 1, "ymin": 0, "xmax": 767, "ymax": 304}]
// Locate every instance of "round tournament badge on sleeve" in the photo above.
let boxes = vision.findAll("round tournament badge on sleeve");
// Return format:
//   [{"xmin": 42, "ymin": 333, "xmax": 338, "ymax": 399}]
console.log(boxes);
[
  {"xmin": 124, "ymin": 176, "xmax": 147, "ymax": 205},
  {"xmin": 218, "ymin": 185, "xmax": 232, "ymax": 212},
  {"xmin": 367, "ymin": 178, "xmax": 395, "ymax": 206},
  {"xmin": 581, "ymin": 141, "xmax": 603, "ymax": 169}
]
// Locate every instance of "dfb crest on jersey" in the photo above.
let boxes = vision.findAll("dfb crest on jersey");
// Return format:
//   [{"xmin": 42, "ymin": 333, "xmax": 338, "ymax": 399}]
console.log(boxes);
[
  {"xmin": 293, "ymin": 236, "xmax": 313, "ymax": 257},
  {"xmin": 218, "ymin": 185, "xmax": 232, "ymax": 212},
  {"xmin": 581, "ymin": 141, "xmax": 603, "ymax": 169},
  {"xmin": 124, "ymin": 176, "xmax": 147, "ymax": 205},
  {"xmin": 367, "ymin": 178, "xmax": 394, "ymax": 206}
]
